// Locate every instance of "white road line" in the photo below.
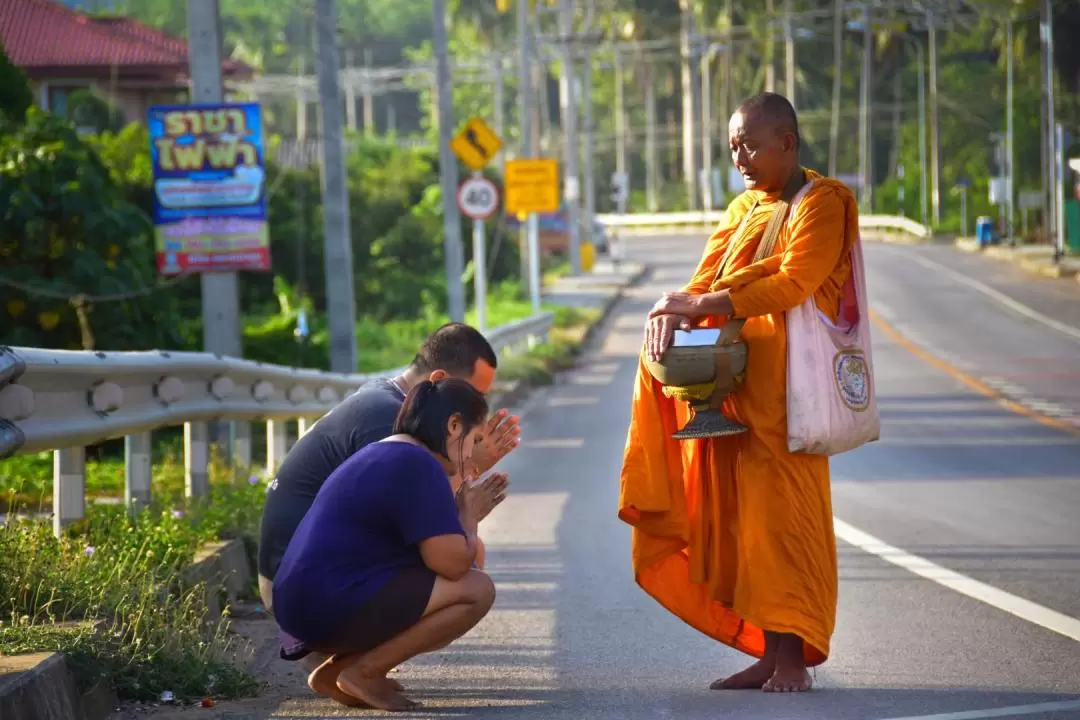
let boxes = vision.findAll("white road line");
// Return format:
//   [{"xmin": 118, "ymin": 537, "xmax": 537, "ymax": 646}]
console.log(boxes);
[
  {"xmin": 833, "ymin": 518, "xmax": 1080, "ymax": 644},
  {"xmin": 878, "ymin": 247, "xmax": 1080, "ymax": 343},
  {"xmin": 881, "ymin": 699, "xmax": 1080, "ymax": 720}
]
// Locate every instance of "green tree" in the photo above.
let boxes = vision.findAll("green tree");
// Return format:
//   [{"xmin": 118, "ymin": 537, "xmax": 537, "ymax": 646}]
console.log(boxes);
[{"xmin": 0, "ymin": 40, "xmax": 32, "ymax": 126}]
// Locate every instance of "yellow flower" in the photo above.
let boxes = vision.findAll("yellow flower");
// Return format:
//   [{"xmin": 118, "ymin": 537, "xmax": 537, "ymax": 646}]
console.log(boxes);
[{"xmin": 6, "ymin": 299, "xmax": 26, "ymax": 317}]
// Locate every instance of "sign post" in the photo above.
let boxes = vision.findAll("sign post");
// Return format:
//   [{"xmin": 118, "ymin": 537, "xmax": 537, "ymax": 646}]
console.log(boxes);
[
  {"xmin": 450, "ymin": 117, "xmax": 503, "ymax": 329},
  {"xmin": 506, "ymin": 159, "xmax": 561, "ymax": 314},
  {"xmin": 456, "ymin": 173, "xmax": 500, "ymax": 332}
]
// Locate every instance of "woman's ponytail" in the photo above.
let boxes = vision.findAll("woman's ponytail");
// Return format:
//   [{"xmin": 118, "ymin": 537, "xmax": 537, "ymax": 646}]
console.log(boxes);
[{"xmin": 392, "ymin": 378, "xmax": 488, "ymax": 458}]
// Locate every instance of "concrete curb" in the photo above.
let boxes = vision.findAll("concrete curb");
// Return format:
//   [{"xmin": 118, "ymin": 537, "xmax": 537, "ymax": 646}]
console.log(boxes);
[
  {"xmin": 0, "ymin": 652, "xmax": 117, "ymax": 720},
  {"xmin": 953, "ymin": 238, "xmax": 1080, "ymax": 279}
]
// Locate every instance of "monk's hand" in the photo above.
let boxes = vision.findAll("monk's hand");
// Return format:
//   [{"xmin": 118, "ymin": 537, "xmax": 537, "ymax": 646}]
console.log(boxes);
[
  {"xmin": 645, "ymin": 313, "xmax": 692, "ymax": 362},
  {"xmin": 472, "ymin": 408, "xmax": 521, "ymax": 475},
  {"xmin": 648, "ymin": 291, "xmax": 704, "ymax": 320}
]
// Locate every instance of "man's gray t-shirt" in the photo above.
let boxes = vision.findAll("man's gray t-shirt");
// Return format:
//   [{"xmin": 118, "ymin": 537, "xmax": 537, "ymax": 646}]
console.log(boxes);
[{"xmin": 257, "ymin": 377, "xmax": 406, "ymax": 582}]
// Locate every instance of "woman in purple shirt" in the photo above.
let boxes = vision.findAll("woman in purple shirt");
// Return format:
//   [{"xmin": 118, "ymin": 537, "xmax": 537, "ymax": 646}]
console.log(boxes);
[{"xmin": 272, "ymin": 378, "xmax": 509, "ymax": 711}]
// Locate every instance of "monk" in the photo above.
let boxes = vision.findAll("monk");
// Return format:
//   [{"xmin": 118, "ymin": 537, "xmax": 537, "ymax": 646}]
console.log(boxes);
[{"xmin": 619, "ymin": 92, "xmax": 860, "ymax": 693}]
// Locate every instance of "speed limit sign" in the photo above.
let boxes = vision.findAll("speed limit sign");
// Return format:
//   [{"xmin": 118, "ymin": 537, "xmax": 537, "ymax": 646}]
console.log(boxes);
[{"xmin": 457, "ymin": 175, "xmax": 500, "ymax": 221}]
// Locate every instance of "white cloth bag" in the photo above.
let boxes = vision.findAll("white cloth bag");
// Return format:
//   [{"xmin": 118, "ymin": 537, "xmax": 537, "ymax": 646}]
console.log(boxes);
[{"xmin": 784, "ymin": 182, "xmax": 880, "ymax": 456}]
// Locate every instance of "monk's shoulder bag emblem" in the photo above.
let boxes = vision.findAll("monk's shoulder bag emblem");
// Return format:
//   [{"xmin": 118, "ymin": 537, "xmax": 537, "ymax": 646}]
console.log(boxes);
[{"xmin": 833, "ymin": 350, "xmax": 870, "ymax": 411}]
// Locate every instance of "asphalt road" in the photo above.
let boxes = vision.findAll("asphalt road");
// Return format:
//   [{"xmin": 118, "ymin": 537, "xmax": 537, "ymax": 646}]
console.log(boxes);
[{"xmin": 260, "ymin": 232, "xmax": 1080, "ymax": 720}]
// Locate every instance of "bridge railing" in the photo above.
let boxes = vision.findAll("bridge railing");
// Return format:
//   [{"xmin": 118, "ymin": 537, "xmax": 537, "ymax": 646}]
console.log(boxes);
[
  {"xmin": 0, "ymin": 312, "xmax": 553, "ymax": 534},
  {"xmin": 597, "ymin": 211, "xmax": 932, "ymax": 239}
]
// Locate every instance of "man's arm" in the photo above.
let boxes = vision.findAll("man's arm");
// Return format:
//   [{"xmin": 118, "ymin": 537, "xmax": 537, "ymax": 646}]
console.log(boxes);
[{"xmin": 696, "ymin": 187, "xmax": 846, "ymax": 319}]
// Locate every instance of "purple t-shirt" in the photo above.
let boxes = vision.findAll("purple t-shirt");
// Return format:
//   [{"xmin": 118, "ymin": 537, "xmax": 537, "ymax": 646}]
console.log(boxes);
[{"xmin": 271, "ymin": 440, "xmax": 464, "ymax": 645}]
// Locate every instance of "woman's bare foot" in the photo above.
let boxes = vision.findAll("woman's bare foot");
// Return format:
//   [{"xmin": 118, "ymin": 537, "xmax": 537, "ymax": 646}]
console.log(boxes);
[
  {"xmin": 336, "ymin": 675, "xmax": 419, "ymax": 712},
  {"xmin": 709, "ymin": 658, "xmax": 776, "ymax": 690},
  {"xmin": 763, "ymin": 667, "xmax": 812, "ymax": 693},
  {"xmin": 307, "ymin": 661, "xmax": 370, "ymax": 708}
]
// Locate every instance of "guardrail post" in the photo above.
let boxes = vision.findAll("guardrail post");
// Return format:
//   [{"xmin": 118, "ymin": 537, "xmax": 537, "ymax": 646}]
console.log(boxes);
[
  {"xmin": 266, "ymin": 419, "xmax": 287, "ymax": 474},
  {"xmin": 124, "ymin": 432, "xmax": 152, "ymax": 511},
  {"xmin": 52, "ymin": 447, "xmax": 85, "ymax": 538},
  {"xmin": 232, "ymin": 420, "xmax": 252, "ymax": 470},
  {"xmin": 297, "ymin": 417, "xmax": 311, "ymax": 438},
  {"xmin": 184, "ymin": 422, "xmax": 210, "ymax": 499}
]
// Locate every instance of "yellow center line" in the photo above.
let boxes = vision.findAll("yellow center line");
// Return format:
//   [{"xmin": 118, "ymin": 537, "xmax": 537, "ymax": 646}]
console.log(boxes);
[{"xmin": 868, "ymin": 308, "xmax": 1080, "ymax": 440}]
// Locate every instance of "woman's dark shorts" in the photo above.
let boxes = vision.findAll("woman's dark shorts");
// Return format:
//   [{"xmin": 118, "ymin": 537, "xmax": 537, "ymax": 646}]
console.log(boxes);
[{"xmin": 279, "ymin": 566, "xmax": 436, "ymax": 661}]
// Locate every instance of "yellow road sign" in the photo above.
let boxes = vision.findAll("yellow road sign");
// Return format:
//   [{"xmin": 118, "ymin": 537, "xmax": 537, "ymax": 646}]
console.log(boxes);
[
  {"xmin": 505, "ymin": 158, "xmax": 560, "ymax": 215},
  {"xmin": 450, "ymin": 117, "xmax": 503, "ymax": 171}
]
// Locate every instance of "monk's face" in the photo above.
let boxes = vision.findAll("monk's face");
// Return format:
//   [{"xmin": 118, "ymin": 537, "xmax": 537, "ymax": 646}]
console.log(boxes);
[{"xmin": 728, "ymin": 110, "xmax": 798, "ymax": 193}]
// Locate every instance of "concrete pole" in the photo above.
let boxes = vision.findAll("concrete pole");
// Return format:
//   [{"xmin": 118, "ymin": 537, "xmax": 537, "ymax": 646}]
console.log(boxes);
[
  {"xmin": 345, "ymin": 50, "xmax": 357, "ymax": 132},
  {"xmin": 828, "ymin": 0, "xmax": 842, "ymax": 177},
  {"xmin": 720, "ymin": 0, "xmax": 732, "ymax": 198},
  {"xmin": 187, "ymin": 0, "xmax": 244, "ymax": 463},
  {"xmin": 1045, "ymin": 0, "xmax": 1058, "ymax": 254},
  {"xmin": 583, "ymin": 48, "xmax": 595, "ymax": 249},
  {"xmin": 680, "ymin": 0, "xmax": 699, "ymax": 210},
  {"xmin": 928, "ymin": 23, "xmax": 942, "ymax": 226},
  {"xmin": 517, "ymin": 0, "xmax": 533, "ymax": 158},
  {"xmin": 558, "ymin": 0, "xmax": 582, "ymax": 274},
  {"xmin": 363, "ymin": 48, "xmax": 375, "ymax": 136},
  {"xmin": 860, "ymin": 8, "xmax": 873, "ymax": 210},
  {"xmin": 1055, "ymin": 123, "xmax": 1066, "ymax": 262},
  {"xmin": 315, "ymin": 0, "xmax": 358, "ymax": 372},
  {"xmin": 433, "ymin": 0, "xmax": 467, "ymax": 320},
  {"xmin": 916, "ymin": 38, "xmax": 928, "ymax": 229},
  {"xmin": 701, "ymin": 48, "xmax": 713, "ymax": 211},
  {"xmin": 1006, "ymin": 17, "xmax": 1015, "ymax": 244},
  {"xmin": 784, "ymin": 0, "xmax": 795, "ymax": 107},
  {"xmin": 614, "ymin": 49, "xmax": 627, "ymax": 181},
  {"xmin": 765, "ymin": 0, "xmax": 776, "ymax": 92},
  {"xmin": 645, "ymin": 65, "xmax": 658, "ymax": 212},
  {"xmin": 494, "ymin": 53, "xmax": 505, "ymax": 174},
  {"xmin": 296, "ymin": 56, "xmax": 307, "ymax": 141}
]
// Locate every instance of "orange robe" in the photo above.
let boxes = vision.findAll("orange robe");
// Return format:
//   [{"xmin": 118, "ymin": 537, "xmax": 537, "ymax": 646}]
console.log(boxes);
[{"xmin": 618, "ymin": 169, "xmax": 859, "ymax": 666}]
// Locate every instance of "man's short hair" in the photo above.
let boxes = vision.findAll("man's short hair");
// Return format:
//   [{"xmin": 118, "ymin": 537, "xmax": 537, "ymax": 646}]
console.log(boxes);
[
  {"xmin": 737, "ymin": 92, "xmax": 800, "ymax": 149},
  {"xmin": 412, "ymin": 322, "xmax": 498, "ymax": 377}
]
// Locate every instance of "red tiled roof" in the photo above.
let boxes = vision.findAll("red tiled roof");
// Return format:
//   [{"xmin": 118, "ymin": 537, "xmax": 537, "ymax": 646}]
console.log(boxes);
[{"xmin": 0, "ymin": 0, "xmax": 250, "ymax": 75}]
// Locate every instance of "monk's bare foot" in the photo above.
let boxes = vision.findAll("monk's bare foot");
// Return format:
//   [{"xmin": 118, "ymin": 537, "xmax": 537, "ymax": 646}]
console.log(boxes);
[
  {"xmin": 336, "ymin": 675, "xmax": 419, "ymax": 712},
  {"xmin": 763, "ymin": 667, "xmax": 812, "ymax": 693},
  {"xmin": 307, "ymin": 661, "xmax": 370, "ymax": 708},
  {"xmin": 709, "ymin": 658, "xmax": 776, "ymax": 690}
]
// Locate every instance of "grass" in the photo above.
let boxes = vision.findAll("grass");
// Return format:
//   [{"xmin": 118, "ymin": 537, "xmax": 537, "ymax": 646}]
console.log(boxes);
[
  {"xmin": 0, "ymin": 456, "xmax": 266, "ymax": 703},
  {"xmin": 0, "ymin": 296, "xmax": 607, "ymax": 704}
]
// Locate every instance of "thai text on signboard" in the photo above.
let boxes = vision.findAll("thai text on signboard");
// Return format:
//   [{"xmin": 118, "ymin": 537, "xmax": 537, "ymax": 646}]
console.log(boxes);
[{"xmin": 148, "ymin": 103, "xmax": 270, "ymax": 276}]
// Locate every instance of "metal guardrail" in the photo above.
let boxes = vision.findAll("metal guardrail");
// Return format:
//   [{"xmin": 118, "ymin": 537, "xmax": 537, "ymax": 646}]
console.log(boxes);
[
  {"xmin": 0, "ymin": 312, "xmax": 553, "ymax": 534},
  {"xmin": 596, "ymin": 211, "xmax": 932, "ymax": 239}
]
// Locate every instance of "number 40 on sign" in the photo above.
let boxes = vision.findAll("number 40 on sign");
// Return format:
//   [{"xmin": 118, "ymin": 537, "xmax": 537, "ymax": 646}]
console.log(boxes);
[{"xmin": 457, "ymin": 175, "xmax": 500, "ymax": 221}]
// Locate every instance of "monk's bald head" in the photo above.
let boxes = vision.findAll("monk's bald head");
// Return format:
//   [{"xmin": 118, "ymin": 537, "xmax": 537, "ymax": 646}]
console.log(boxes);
[
  {"xmin": 734, "ymin": 92, "xmax": 800, "ymax": 149},
  {"xmin": 728, "ymin": 92, "xmax": 801, "ymax": 193}
]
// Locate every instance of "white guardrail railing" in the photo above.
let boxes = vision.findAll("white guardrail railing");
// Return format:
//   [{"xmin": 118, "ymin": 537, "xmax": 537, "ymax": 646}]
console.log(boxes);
[
  {"xmin": 0, "ymin": 312, "xmax": 553, "ymax": 534},
  {"xmin": 597, "ymin": 211, "xmax": 932, "ymax": 240}
]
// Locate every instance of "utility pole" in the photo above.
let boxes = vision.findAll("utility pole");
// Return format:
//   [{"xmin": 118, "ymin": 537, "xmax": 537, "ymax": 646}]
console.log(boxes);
[
  {"xmin": 680, "ymin": 0, "xmax": 699, "ymax": 210},
  {"xmin": 363, "ymin": 48, "xmax": 375, "ymax": 136},
  {"xmin": 433, "ymin": 0, "xmax": 467, "ymax": 320},
  {"xmin": 765, "ymin": 0, "xmax": 776, "ymax": 92},
  {"xmin": 582, "ymin": 0, "xmax": 596, "ymax": 250},
  {"xmin": 614, "ymin": 49, "xmax": 627, "ymax": 183},
  {"xmin": 186, "ymin": 0, "xmax": 246, "ymax": 475},
  {"xmin": 701, "ymin": 45, "xmax": 714, "ymax": 211},
  {"xmin": 1044, "ymin": 0, "xmax": 1058, "ymax": 257},
  {"xmin": 784, "ymin": 0, "xmax": 795, "ymax": 106},
  {"xmin": 517, "ymin": 0, "xmax": 533, "ymax": 292},
  {"xmin": 494, "ymin": 52, "xmax": 505, "ymax": 173},
  {"xmin": 916, "ymin": 38, "xmax": 928, "ymax": 229},
  {"xmin": 645, "ymin": 66, "xmax": 658, "ymax": 212},
  {"xmin": 315, "ymin": 0, "xmax": 358, "ymax": 372},
  {"xmin": 345, "ymin": 50, "xmax": 357, "ymax": 132},
  {"xmin": 859, "ymin": 7, "xmax": 873, "ymax": 210},
  {"xmin": 558, "ymin": 0, "xmax": 582, "ymax": 274},
  {"xmin": 1006, "ymin": 17, "xmax": 1015, "ymax": 244},
  {"xmin": 928, "ymin": 22, "xmax": 942, "ymax": 226},
  {"xmin": 828, "ymin": 0, "xmax": 843, "ymax": 177},
  {"xmin": 720, "ymin": 0, "xmax": 732, "ymax": 199}
]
